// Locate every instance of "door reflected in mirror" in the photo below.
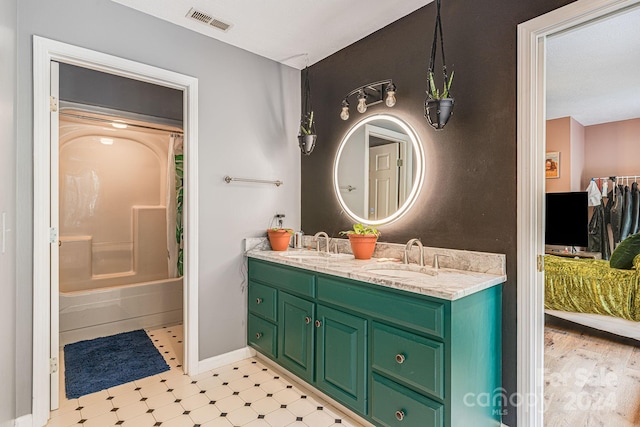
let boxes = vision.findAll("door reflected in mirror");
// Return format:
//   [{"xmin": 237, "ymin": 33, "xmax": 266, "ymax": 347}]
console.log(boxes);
[{"xmin": 334, "ymin": 114, "xmax": 424, "ymax": 225}]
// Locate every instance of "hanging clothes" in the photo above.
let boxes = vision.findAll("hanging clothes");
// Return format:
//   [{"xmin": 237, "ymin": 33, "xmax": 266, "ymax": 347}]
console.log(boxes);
[
  {"xmin": 620, "ymin": 185, "xmax": 633, "ymax": 241},
  {"xmin": 609, "ymin": 185, "xmax": 624, "ymax": 245},
  {"xmin": 588, "ymin": 200, "xmax": 611, "ymax": 260},
  {"xmin": 632, "ymin": 182, "xmax": 640, "ymax": 235},
  {"xmin": 586, "ymin": 179, "xmax": 602, "ymax": 207}
]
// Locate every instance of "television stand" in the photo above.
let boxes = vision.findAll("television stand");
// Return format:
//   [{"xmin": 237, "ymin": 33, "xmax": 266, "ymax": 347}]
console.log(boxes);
[{"xmin": 544, "ymin": 249, "xmax": 602, "ymax": 260}]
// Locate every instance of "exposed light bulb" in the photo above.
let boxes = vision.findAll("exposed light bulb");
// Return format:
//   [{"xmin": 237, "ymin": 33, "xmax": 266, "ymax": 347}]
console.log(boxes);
[
  {"xmin": 340, "ymin": 106, "xmax": 350, "ymax": 121},
  {"xmin": 385, "ymin": 91, "xmax": 396, "ymax": 107},
  {"xmin": 385, "ymin": 83, "xmax": 397, "ymax": 107},
  {"xmin": 357, "ymin": 97, "xmax": 367, "ymax": 114}
]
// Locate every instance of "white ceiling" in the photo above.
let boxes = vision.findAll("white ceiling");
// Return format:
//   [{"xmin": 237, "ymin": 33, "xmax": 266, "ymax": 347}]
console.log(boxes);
[
  {"xmin": 110, "ymin": 0, "xmax": 431, "ymax": 70},
  {"xmin": 546, "ymin": 6, "xmax": 640, "ymax": 126}
]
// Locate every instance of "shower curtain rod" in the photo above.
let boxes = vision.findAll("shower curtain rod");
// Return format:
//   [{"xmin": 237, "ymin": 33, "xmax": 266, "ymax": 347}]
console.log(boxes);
[{"xmin": 59, "ymin": 111, "xmax": 184, "ymax": 135}]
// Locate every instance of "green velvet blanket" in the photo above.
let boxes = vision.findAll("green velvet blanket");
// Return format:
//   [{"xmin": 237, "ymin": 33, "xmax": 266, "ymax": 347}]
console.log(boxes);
[{"xmin": 544, "ymin": 255, "xmax": 640, "ymax": 321}]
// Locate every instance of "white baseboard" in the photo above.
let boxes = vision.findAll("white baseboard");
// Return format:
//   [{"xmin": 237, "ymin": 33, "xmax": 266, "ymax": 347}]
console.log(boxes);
[
  {"xmin": 14, "ymin": 414, "xmax": 33, "ymax": 427},
  {"xmin": 197, "ymin": 346, "xmax": 256, "ymax": 374}
]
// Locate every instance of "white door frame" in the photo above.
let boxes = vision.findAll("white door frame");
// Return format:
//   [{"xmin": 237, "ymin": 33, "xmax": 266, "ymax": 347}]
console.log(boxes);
[
  {"xmin": 516, "ymin": 1, "xmax": 639, "ymax": 426},
  {"xmin": 32, "ymin": 36, "xmax": 200, "ymax": 427}
]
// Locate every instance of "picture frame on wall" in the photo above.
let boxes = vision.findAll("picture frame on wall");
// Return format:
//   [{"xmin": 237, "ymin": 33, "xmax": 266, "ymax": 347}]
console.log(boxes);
[{"xmin": 545, "ymin": 151, "xmax": 560, "ymax": 179}]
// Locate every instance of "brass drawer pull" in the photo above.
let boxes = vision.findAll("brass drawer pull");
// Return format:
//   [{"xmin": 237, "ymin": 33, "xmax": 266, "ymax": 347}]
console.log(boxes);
[
  {"xmin": 256, "ymin": 298, "xmax": 263, "ymax": 304},
  {"xmin": 395, "ymin": 353, "xmax": 406, "ymax": 364},
  {"xmin": 305, "ymin": 316, "xmax": 312, "ymax": 324},
  {"xmin": 395, "ymin": 410, "xmax": 405, "ymax": 421},
  {"xmin": 255, "ymin": 332, "xmax": 263, "ymax": 339},
  {"xmin": 315, "ymin": 320, "xmax": 322, "ymax": 328}
]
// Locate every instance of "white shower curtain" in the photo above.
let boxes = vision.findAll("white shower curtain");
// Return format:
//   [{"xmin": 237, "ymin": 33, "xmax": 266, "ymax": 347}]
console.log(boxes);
[{"xmin": 167, "ymin": 133, "xmax": 184, "ymax": 278}]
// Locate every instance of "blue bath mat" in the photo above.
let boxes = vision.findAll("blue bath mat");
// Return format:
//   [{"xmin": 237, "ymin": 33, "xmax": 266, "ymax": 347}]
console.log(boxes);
[{"xmin": 64, "ymin": 329, "xmax": 170, "ymax": 399}]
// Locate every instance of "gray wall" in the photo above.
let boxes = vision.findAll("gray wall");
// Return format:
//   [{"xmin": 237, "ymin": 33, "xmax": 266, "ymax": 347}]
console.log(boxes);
[
  {"xmin": 59, "ymin": 63, "xmax": 184, "ymax": 122},
  {"xmin": 16, "ymin": 0, "xmax": 300, "ymax": 417},
  {"xmin": 301, "ymin": 1, "xmax": 573, "ymax": 425},
  {"xmin": 0, "ymin": 0, "xmax": 17, "ymax": 425}
]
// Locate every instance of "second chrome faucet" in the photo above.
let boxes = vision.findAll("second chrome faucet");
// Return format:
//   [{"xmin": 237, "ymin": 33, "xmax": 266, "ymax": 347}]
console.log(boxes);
[{"xmin": 403, "ymin": 238, "xmax": 424, "ymax": 266}]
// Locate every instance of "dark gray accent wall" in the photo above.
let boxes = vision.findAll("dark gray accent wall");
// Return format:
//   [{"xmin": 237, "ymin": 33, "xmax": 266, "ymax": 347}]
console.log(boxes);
[
  {"xmin": 302, "ymin": 1, "xmax": 574, "ymax": 425},
  {"xmin": 59, "ymin": 63, "xmax": 183, "ymax": 122}
]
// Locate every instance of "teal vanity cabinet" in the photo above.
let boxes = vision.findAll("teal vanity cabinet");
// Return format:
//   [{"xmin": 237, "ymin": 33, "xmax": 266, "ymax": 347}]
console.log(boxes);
[{"xmin": 247, "ymin": 257, "xmax": 502, "ymax": 427}]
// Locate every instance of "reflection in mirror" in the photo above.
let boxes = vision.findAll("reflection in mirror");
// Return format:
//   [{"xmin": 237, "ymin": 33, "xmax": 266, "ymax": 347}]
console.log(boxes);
[{"xmin": 334, "ymin": 115, "xmax": 424, "ymax": 225}]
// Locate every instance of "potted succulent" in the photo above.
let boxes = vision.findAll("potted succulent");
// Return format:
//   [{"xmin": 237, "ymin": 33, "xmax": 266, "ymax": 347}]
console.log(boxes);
[
  {"xmin": 267, "ymin": 227, "xmax": 294, "ymax": 251},
  {"xmin": 298, "ymin": 66, "xmax": 317, "ymax": 155},
  {"xmin": 340, "ymin": 223, "xmax": 380, "ymax": 260},
  {"xmin": 425, "ymin": 70, "xmax": 454, "ymax": 130}
]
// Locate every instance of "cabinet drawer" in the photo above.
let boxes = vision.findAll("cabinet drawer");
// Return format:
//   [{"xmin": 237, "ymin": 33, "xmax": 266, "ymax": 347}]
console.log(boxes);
[
  {"xmin": 248, "ymin": 281, "xmax": 277, "ymax": 322},
  {"xmin": 371, "ymin": 373, "xmax": 443, "ymax": 427},
  {"xmin": 248, "ymin": 313, "xmax": 277, "ymax": 359},
  {"xmin": 317, "ymin": 276, "xmax": 445, "ymax": 338},
  {"xmin": 249, "ymin": 259, "xmax": 315, "ymax": 298},
  {"xmin": 372, "ymin": 322, "xmax": 444, "ymax": 399}
]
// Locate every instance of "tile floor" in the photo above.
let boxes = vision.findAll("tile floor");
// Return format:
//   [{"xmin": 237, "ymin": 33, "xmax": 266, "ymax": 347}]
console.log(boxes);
[{"xmin": 47, "ymin": 325, "xmax": 365, "ymax": 427}]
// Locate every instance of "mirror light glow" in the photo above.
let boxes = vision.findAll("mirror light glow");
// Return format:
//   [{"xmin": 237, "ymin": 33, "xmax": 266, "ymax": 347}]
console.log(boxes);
[{"xmin": 333, "ymin": 114, "xmax": 424, "ymax": 226}]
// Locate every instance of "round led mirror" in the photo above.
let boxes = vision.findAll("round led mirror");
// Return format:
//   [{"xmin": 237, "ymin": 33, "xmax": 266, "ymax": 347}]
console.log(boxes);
[{"xmin": 333, "ymin": 114, "xmax": 424, "ymax": 225}]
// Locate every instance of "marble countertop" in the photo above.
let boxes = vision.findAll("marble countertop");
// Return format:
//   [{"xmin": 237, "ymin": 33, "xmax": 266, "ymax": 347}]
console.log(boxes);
[{"xmin": 245, "ymin": 241, "xmax": 506, "ymax": 301}]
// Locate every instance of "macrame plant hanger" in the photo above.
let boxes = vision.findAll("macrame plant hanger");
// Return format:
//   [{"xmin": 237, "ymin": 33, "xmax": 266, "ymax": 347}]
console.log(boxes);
[
  {"xmin": 298, "ymin": 59, "xmax": 317, "ymax": 155},
  {"xmin": 425, "ymin": 0, "xmax": 455, "ymax": 130}
]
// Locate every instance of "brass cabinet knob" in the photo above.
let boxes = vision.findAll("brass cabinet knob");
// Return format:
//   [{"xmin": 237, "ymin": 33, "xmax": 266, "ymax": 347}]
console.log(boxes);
[
  {"xmin": 255, "ymin": 332, "xmax": 263, "ymax": 339},
  {"xmin": 305, "ymin": 316, "xmax": 312, "ymax": 324},
  {"xmin": 256, "ymin": 298, "xmax": 263, "ymax": 304},
  {"xmin": 395, "ymin": 410, "xmax": 405, "ymax": 421},
  {"xmin": 395, "ymin": 353, "xmax": 406, "ymax": 364},
  {"xmin": 314, "ymin": 320, "xmax": 322, "ymax": 328}
]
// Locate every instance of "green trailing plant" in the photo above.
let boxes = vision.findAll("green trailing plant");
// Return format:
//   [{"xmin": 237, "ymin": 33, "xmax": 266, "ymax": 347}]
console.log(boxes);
[
  {"xmin": 339, "ymin": 223, "xmax": 380, "ymax": 237},
  {"xmin": 175, "ymin": 153, "xmax": 184, "ymax": 276},
  {"xmin": 427, "ymin": 70, "xmax": 454, "ymax": 100},
  {"xmin": 299, "ymin": 111, "xmax": 314, "ymax": 135}
]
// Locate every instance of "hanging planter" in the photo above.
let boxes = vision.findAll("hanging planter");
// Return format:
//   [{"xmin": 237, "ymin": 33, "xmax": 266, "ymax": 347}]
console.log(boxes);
[
  {"xmin": 298, "ymin": 65, "xmax": 317, "ymax": 155},
  {"xmin": 424, "ymin": 0, "xmax": 455, "ymax": 131}
]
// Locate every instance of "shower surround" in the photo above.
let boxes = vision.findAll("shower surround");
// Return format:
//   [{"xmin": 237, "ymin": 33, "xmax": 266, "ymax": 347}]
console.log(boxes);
[{"xmin": 58, "ymin": 112, "xmax": 183, "ymax": 345}]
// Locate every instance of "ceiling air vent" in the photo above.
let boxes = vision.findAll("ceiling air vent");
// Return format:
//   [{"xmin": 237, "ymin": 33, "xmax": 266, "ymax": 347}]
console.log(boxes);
[{"xmin": 186, "ymin": 8, "xmax": 232, "ymax": 32}]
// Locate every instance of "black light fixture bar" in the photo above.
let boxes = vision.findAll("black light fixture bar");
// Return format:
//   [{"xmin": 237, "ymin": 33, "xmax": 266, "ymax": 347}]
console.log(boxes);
[{"xmin": 340, "ymin": 79, "xmax": 396, "ymax": 120}]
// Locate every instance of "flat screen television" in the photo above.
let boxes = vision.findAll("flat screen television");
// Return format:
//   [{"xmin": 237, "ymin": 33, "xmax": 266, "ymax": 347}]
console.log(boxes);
[{"xmin": 545, "ymin": 191, "xmax": 589, "ymax": 248}]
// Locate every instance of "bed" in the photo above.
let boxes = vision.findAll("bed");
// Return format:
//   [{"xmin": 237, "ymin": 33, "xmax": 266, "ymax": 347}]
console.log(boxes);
[{"xmin": 544, "ymin": 254, "xmax": 640, "ymax": 339}]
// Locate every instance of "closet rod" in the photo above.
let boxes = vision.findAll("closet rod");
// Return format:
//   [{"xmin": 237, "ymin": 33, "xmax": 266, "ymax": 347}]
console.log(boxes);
[{"xmin": 594, "ymin": 175, "xmax": 640, "ymax": 182}]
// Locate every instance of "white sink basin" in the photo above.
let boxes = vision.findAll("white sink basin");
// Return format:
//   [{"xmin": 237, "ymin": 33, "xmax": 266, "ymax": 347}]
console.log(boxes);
[{"xmin": 361, "ymin": 263, "xmax": 438, "ymax": 278}]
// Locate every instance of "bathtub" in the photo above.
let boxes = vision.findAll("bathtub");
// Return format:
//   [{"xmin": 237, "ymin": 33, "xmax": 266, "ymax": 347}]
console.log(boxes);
[{"xmin": 59, "ymin": 277, "xmax": 183, "ymax": 345}]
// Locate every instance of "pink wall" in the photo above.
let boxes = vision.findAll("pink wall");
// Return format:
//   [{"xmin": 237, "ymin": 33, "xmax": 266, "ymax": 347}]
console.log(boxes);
[
  {"xmin": 583, "ymin": 118, "xmax": 640, "ymax": 189},
  {"xmin": 546, "ymin": 117, "xmax": 584, "ymax": 192}
]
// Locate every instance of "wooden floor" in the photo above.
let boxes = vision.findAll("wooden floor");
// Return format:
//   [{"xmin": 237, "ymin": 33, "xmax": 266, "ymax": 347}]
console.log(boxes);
[{"xmin": 544, "ymin": 316, "xmax": 640, "ymax": 426}]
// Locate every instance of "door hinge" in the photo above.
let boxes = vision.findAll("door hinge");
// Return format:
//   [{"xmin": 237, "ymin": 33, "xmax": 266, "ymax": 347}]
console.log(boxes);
[
  {"xmin": 397, "ymin": 159, "xmax": 403, "ymax": 167},
  {"xmin": 50, "ymin": 95, "xmax": 58, "ymax": 112},
  {"xmin": 50, "ymin": 357, "xmax": 58, "ymax": 374},
  {"xmin": 537, "ymin": 254, "xmax": 545, "ymax": 272},
  {"xmin": 49, "ymin": 227, "xmax": 58, "ymax": 244}
]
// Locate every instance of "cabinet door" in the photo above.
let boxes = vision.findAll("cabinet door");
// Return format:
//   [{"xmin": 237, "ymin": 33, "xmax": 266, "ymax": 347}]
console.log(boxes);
[
  {"xmin": 278, "ymin": 292, "xmax": 315, "ymax": 383},
  {"xmin": 315, "ymin": 304, "xmax": 367, "ymax": 415}
]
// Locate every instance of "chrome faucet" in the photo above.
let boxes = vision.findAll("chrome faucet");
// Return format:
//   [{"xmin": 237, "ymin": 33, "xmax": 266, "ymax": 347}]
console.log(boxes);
[
  {"xmin": 314, "ymin": 231, "xmax": 330, "ymax": 253},
  {"xmin": 403, "ymin": 238, "xmax": 424, "ymax": 266}
]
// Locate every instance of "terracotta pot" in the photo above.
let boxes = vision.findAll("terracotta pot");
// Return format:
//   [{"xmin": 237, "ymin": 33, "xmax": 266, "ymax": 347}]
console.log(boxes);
[
  {"xmin": 348, "ymin": 234, "xmax": 378, "ymax": 260},
  {"xmin": 267, "ymin": 229, "xmax": 293, "ymax": 251}
]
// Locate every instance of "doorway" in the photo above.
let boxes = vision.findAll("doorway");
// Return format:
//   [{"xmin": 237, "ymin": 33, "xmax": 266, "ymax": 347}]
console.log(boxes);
[
  {"xmin": 517, "ymin": 0, "xmax": 640, "ymax": 426},
  {"xmin": 32, "ymin": 37, "xmax": 200, "ymax": 427}
]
